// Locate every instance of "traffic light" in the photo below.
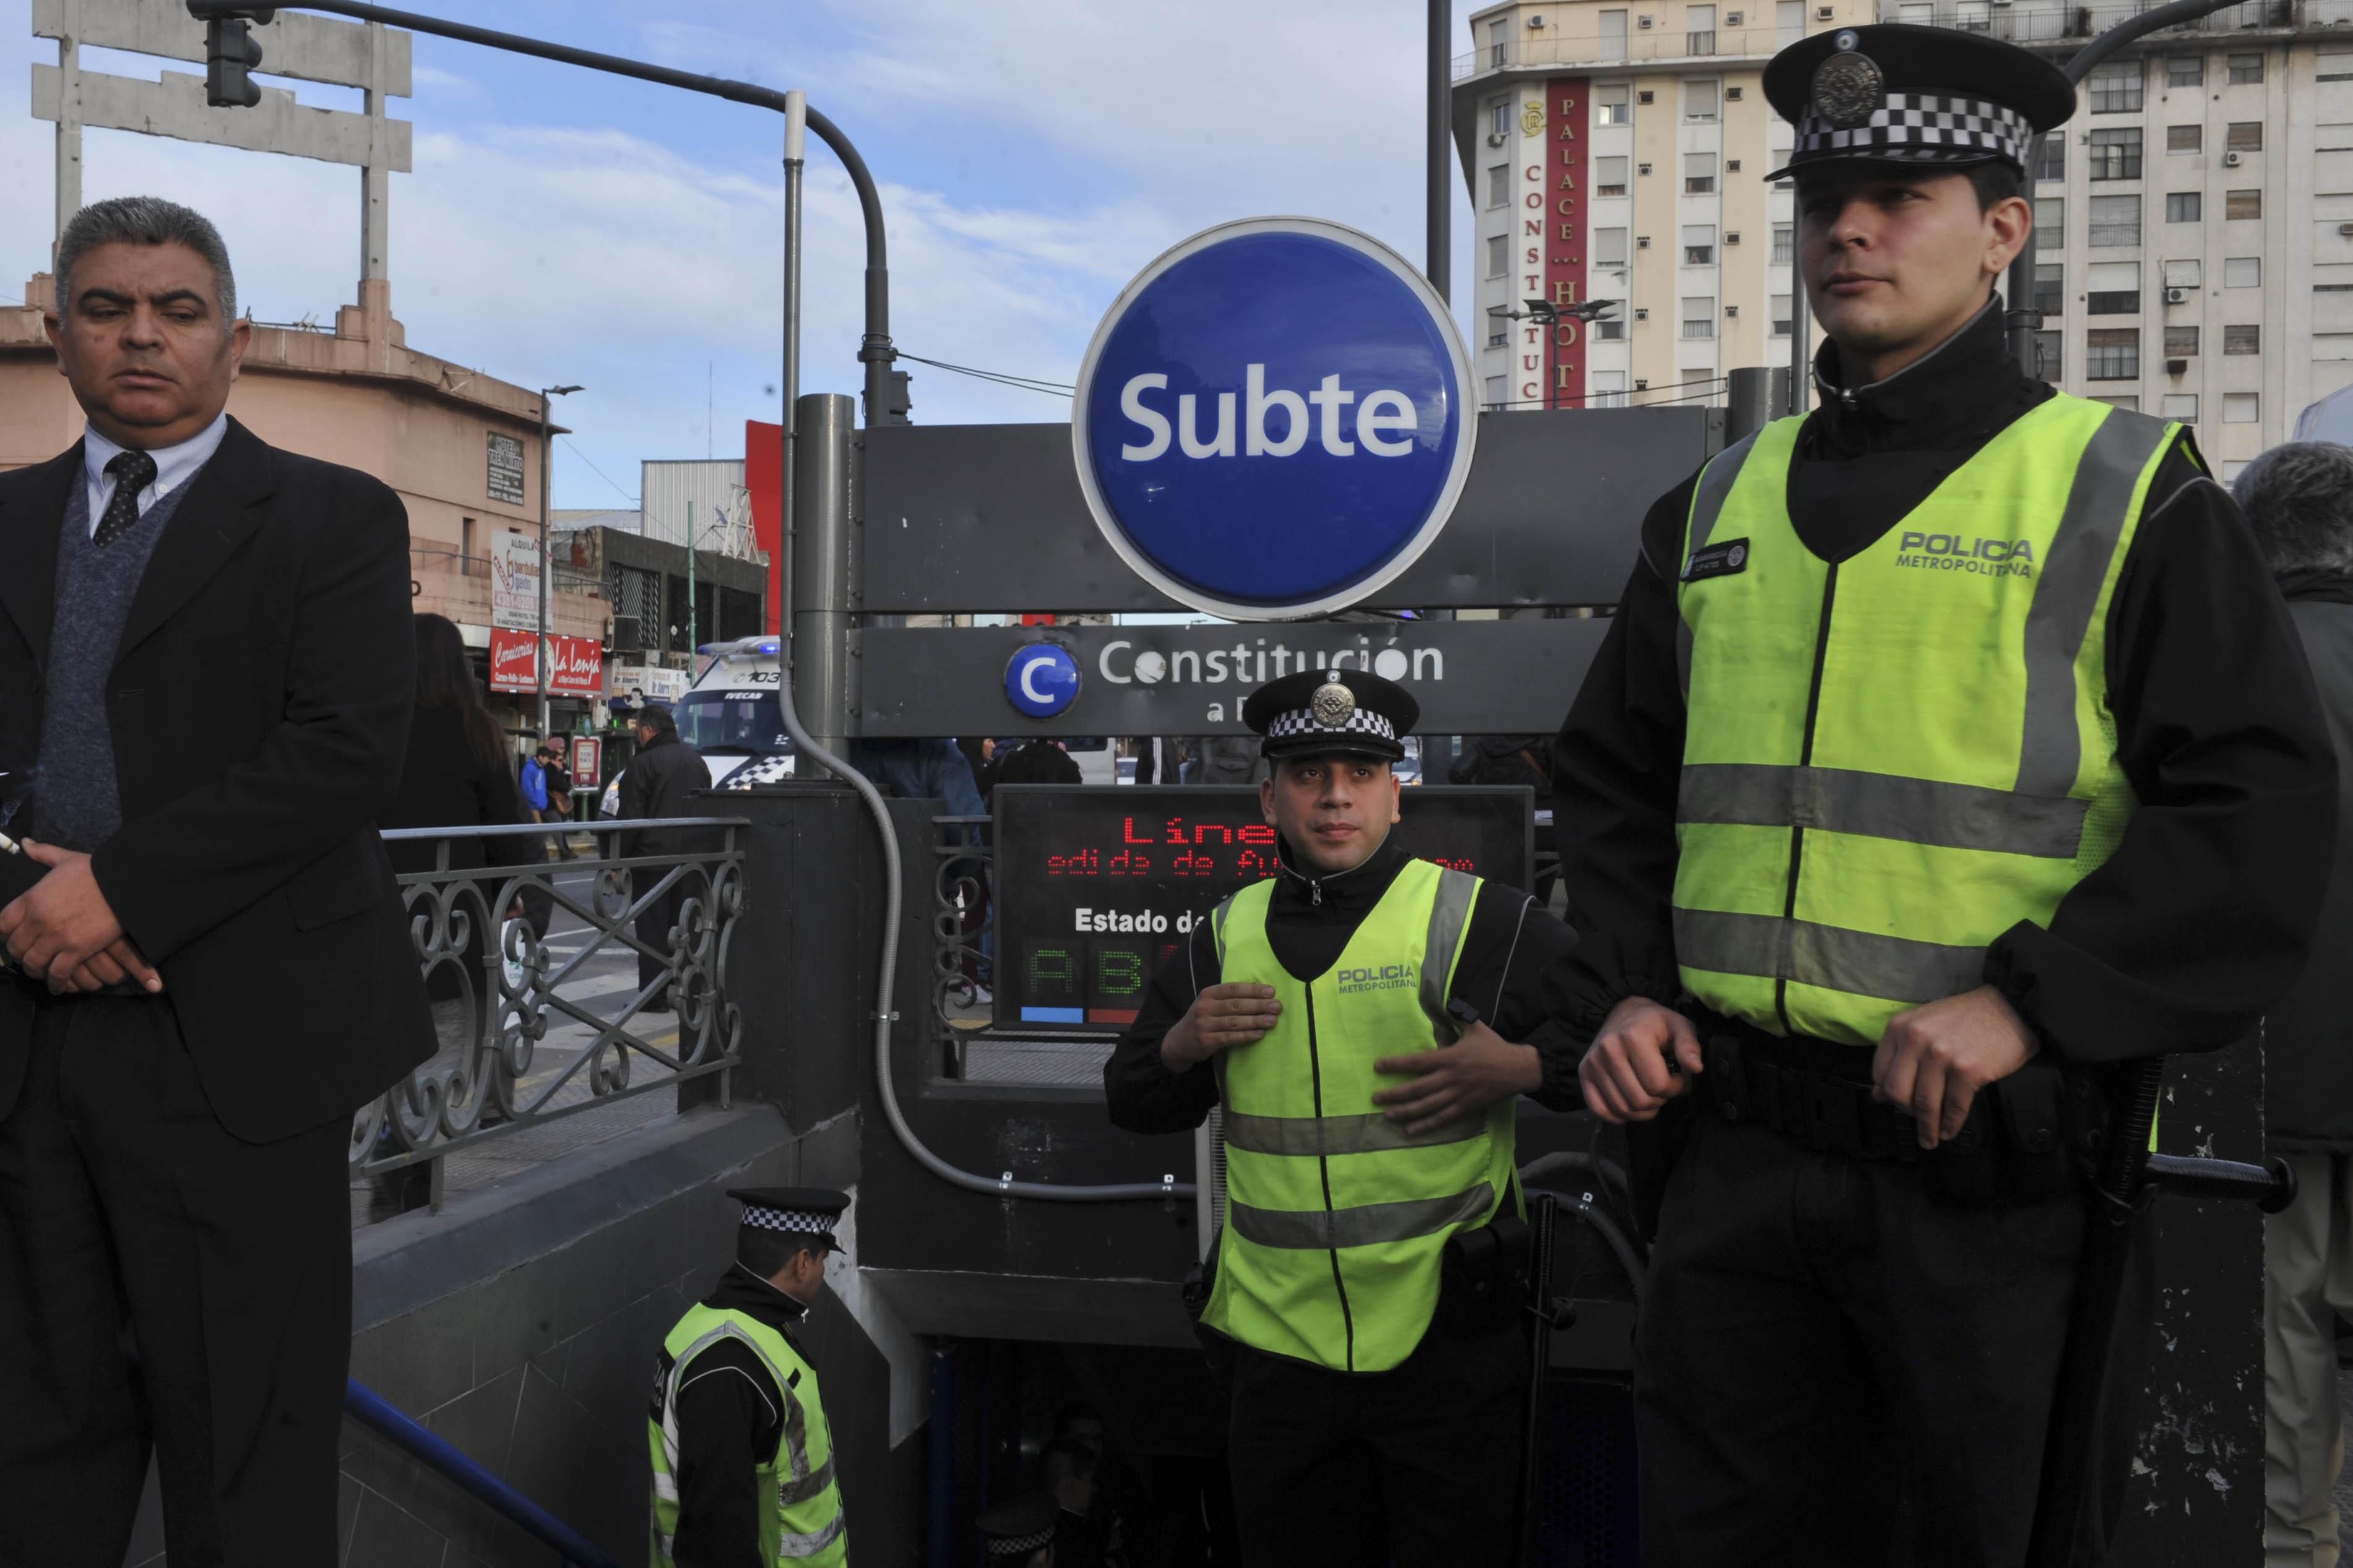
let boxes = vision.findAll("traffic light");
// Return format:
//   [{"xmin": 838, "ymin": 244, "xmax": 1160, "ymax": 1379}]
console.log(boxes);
[{"xmin": 191, "ymin": 6, "xmax": 275, "ymax": 108}]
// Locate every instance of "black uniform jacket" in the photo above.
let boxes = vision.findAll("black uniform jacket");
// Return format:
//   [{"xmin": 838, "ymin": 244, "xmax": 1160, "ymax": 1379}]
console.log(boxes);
[
  {"xmin": 1547, "ymin": 302, "xmax": 2338, "ymax": 1064},
  {"xmin": 667, "ymin": 1265, "xmax": 817, "ymax": 1568},
  {"xmin": 620, "ymin": 729, "xmax": 713, "ymax": 857},
  {"xmin": 2266, "ymin": 569, "xmax": 2353, "ymax": 1148},
  {"xmin": 1105, "ymin": 832, "xmax": 1586, "ymax": 1130},
  {"xmin": 0, "ymin": 419, "xmax": 433, "ymax": 1141}
]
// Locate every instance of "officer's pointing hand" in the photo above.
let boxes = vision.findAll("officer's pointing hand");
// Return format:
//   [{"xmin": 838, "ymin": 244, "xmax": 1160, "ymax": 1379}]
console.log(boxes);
[
  {"xmin": 1578, "ymin": 996, "xmax": 1703, "ymax": 1124},
  {"xmin": 1872, "ymin": 985, "xmax": 2038, "ymax": 1150},
  {"xmin": 1161, "ymin": 983, "xmax": 1282, "ymax": 1070},
  {"xmin": 1372, "ymin": 1020, "xmax": 1543, "ymax": 1134}
]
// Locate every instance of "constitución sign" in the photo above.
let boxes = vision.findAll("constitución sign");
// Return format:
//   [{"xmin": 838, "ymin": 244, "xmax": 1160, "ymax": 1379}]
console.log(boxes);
[{"xmin": 1071, "ymin": 217, "xmax": 1477, "ymax": 621}]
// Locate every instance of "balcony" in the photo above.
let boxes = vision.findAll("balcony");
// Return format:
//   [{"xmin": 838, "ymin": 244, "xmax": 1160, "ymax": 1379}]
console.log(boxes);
[
  {"xmin": 1870, "ymin": 0, "xmax": 2328, "ymax": 42},
  {"xmin": 1454, "ymin": 24, "xmax": 1795, "ymax": 76}
]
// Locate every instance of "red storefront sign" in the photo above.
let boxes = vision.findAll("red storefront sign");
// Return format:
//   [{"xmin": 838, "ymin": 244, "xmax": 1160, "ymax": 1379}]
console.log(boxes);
[
  {"xmin": 488, "ymin": 629, "xmax": 604, "ymax": 694},
  {"xmin": 1529, "ymin": 78, "xmax": 1591, "ymax": 408}
]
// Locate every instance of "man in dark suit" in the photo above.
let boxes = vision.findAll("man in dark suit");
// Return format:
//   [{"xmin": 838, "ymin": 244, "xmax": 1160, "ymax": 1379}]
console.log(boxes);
[{"xmin": 0, "ymin": 196, "xmax": 433, "ymax": 1565}]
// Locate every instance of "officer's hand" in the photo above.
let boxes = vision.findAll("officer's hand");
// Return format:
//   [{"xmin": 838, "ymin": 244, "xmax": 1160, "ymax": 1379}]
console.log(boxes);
[
  {"xmin": 1160, "ymin": 983, "xmax": 1282, "ymax": 1070},
  {"xmin": 1578, "ymin": 996, "xmax": 1703, "ymax": 1123},
  {"xmin": 1371, "ymin": 1020, "xmax": 1543, "ymax": 1134},
  {"xmin": 1871, "ymin": 985, "xmax": 2039, "ymax": 1150}
]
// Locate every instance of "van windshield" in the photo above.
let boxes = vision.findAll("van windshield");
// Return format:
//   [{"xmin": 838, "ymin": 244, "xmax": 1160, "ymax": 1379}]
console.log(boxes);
[{"xmin": 676, "ymin": 689, "xmax": 793, "ymax": 754}]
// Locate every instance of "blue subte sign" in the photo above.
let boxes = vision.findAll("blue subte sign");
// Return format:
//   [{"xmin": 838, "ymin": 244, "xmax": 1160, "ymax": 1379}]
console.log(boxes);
[
  {"xmin": 1071, "ymin": 218, "xmax": 1477, "ymax": 621},
  {"xmin": 1004, "ymin": 643, "xmax": 1082, "ymax": 718}
]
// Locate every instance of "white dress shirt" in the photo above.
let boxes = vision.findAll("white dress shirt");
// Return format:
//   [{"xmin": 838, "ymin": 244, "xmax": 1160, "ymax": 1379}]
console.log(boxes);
[{"xmin": 80, "ymin": 411, "xmax": 230, "ymax": 535}]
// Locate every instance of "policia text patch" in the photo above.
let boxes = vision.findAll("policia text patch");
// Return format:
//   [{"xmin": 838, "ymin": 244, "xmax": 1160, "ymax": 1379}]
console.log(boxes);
[{"xmin": 1683, "ymin": 538, "xmax": 1751, "ymax": 582}]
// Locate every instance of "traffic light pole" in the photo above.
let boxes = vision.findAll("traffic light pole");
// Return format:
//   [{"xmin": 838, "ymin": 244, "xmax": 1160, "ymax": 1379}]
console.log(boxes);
[{"xmin": 184, "ymin": 0, "xmax": 899, "ymax": 428}]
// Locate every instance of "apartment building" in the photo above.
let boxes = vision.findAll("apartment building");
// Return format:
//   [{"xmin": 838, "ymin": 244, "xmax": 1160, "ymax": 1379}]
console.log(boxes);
[{"xmin": 1456, "ymin": 0, "xmax": 2353, "ymax": 473}]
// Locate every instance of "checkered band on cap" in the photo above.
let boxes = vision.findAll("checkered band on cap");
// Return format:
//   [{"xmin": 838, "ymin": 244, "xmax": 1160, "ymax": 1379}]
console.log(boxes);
[
  {"xmin": 1794, "ymin": 93, "xmax": 2033, "ymax": 168},
  {"xmin": 1263, "ymin": 707, "xmax": 1399, "ymax": 743},
  {"xmin": 741, "ymin": 1205, "xmax": 837, "ymax": 1236},
  {"xmin": 986, "ymin": 1529, "xmax": 1055, "ymax": 1556}
]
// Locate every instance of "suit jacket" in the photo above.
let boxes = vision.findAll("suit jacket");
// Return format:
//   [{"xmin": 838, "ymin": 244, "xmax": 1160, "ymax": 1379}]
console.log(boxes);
[{"xmin": 0, "ymin": 418, "xmax": 433, "ymax": 1143}]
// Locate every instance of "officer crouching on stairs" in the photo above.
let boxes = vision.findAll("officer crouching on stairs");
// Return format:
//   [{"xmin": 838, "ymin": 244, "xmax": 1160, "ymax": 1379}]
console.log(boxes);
[
  {"xmin": 1105, "ymin": 668, "xmax": 1586, "ymax": 1568},
  {"xmin": 1547, "ymin": 23, "xmax": 2338, "ymax": 1565},
  {"xmin": 649, "ymin": 1189, "xmax": 852, "ymax": 1568}
]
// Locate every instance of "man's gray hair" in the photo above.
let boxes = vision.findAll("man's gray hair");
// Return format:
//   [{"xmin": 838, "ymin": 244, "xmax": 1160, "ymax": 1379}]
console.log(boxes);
[
  {"xmin": 54, "ymin": 196, "xmax": 238, "ymax": 322},
  {"xmin": 2231, "ymin": 442, "xmax": 2353, "ymax": 574}
]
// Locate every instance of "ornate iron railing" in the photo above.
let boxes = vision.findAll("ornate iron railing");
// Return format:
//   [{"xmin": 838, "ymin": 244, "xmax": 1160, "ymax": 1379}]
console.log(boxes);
[{"xmin": 353, "ymin": 819, "xmax": 746, "ymax": 1212}]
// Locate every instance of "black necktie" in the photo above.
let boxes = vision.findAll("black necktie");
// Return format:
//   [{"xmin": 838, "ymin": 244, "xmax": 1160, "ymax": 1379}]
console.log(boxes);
[{"xmin": 94, "ymin": 449, "xmax": 158, "ymax": 549}]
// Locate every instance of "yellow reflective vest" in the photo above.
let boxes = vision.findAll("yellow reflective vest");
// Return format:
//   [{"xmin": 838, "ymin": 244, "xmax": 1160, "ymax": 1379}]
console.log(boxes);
[
  {"xmin": 1201, "ymin": 858, "xmax": 1517, "ymax": 1372},
  {"xmin": 649, "ymin": 1303, "xmax": 847, "ymax": 1567},
  {"xmin": 1671, "ymin": 395, "xmax": 2178, "ymax": 1045}
]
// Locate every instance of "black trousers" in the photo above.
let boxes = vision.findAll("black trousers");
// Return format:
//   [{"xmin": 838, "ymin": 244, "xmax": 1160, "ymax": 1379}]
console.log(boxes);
[
  {"xmin": 1634, "ymin": 1113, "xmax": 2086, "ymax": 1567},
  {"xmin": 1225, "ymin": 1315, "xmax": 1529, "ymax": 1567},
  {"xmin": 0, "ymin": 990, "xmax": 350, "ymax": 1567}
]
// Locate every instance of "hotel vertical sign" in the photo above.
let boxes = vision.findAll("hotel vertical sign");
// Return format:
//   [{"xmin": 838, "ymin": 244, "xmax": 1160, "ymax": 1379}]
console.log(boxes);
[{"xmin": 1533, "ymin": 78, "xmax": 1590, "ymax": 408}]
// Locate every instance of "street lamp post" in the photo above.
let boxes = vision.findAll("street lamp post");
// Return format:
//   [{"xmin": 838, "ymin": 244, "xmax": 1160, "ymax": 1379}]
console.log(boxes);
[{"xmin": 537, "ymin": 383, "xmax": 582, "ymax": 742}]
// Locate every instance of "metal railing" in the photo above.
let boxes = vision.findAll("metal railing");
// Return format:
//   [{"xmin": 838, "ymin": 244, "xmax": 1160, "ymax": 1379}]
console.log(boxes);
[
  {"xmin": 352, "ymin": 819, "xmax": 746, "ymax": 1211},
  {"xmin": 1455, "ymin": 25, "xmax": 1796, "ymax": 76},
  {"xmin": 409, "ymin": 546, "xmax": 491, "ymax": 580}
]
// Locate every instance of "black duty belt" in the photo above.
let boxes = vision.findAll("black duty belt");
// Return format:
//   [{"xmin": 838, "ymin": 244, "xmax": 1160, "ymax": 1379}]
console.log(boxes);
[{"xmin": 1701, "ymin": 1028, "xmax": 1941, "ymax": 1161}]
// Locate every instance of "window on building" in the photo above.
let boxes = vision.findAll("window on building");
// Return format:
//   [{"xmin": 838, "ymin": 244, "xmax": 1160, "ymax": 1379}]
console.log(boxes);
[
  {"xmin": 2087, "ymin": 129, "xmax": 2143, "ymax": 182},
  {"xmin": 1487, "ymin": 235, "xmax": 1509, "ymax": 278},
  {"xmin": 2167, "ymin": 124, "xmax": 2201, "ymax": 155},
  {"xmin": 2224, "ymin": 391, "xmax": 2261, "ymax": 422},
  {"xmin": 2089, "ymin": 61, "xmax": 2143, "ymax": 114},
  {"xmin": 2226, "ymin": 51, "xmax": 2263, "ymax": 84},
  {"xmin": 2318, "ymin": 263, "xmax": 2353, "ymax": 292},
  {"xmin": 2096, "ymin": 395, "xmax": 2142, "ymax": 411},
  {"xmin": 1597, "ymin": 83, "xmax": 1632, "ymax": 124},
  {"xmin": 2226, "ymin": 188, "xmax": 2261, "ymax": 220},
  {"xmin": 2087, "ymin": 329, "xmax": 2141, "ymax": 379},
  {"xmin": 1772, "ymin": 223, "xmax": 1794, "ymax": 264},
  {"xmin": 1682, "ymin": 297, "xmax": 1717, "ymax": 338},
  {"xmin": 2321, "ymin": 50, "xmax": 2353, "ymax": 82},
  {"xmin": 1595, "ymin": 314, "xmax": 1626, "ymax": 340},
  {"xmin": 1487, "ymin": 166, "xmax": 1511, "ymax": 208},
  {"xmin": 1490, "ymin": 99, "xmax": 1511, "ymax": 138},
  {"xmin": 1685, "ymin": 152, "xmax": 1717, "ymax": 194},
  {"xmin": 1484, "ymin": 374, "xmax": 1508, "ymax": 407},
  {"xmin": 1488, "ymin": 321, "xmax": 1509, "ymax": 348},
  {"xmin": 2163, "ymin": 259, "xmax": 2202, "ymax": 289},
  {"xmin": 2226, "ymin": 121, "xmax": 2262, "ymax": 152},
  {"xmin": 2034, "ymin": 329, "xmax": 2063, "ymax": 382},
  {"xmin": 1683, "ymin": 223, "xmax": 1717, "ymax": 264},
  {"xmin": 2225, "ymin": 324, "xmax": 2260, "ymax": 354},
  {"xmin": 2226, "ymin": 256, "xmax": 2262, "ymax": 286},
  {"xmin": 1593, "ymin": 370, "xmax": 1630, "ymax": 409},
  {"xmin": 1772, "ymin": 295, "xmax": 1794, "ymax": 335},
  {"xmin": 1490, "ymin": 17, "xmax": 1511, "ymax": 67},
  {"xmin": 1778, "ymin": 0, "xmax": 1805, "ymax": 44},
  {"xmin": 2165, "ymin": 324, "xmax": 2200, "ymax": 356},
  {"xmin": 1602, "ymin": 10, "xmax": 1630, "ymax": 58},
  {"xmin": 2089, "ymin": 194, "xmax": 2141, "ymax": 247},
  {"xmin": 1688, "ymin": 4, "xmax": 1717, "ymax": 54},
  {"xmin": 2168, "ymin": 56, "xmax": 2204, "ymax": 87},
  {"xmin": 2162, "ymin": 393, "xmax": 2200, "ymax": 421},
  {"xmin": 1597, "ymin": 156, "xmax": 1630, "ymax": 196},
  {"xmin": 2167, "ymin": 191, "xmax": 2202, "ymax": 222},
  {"xmin": 2036, "ymin": 262, "xmax": 2065, "ymax": 316},
  {"xmin": 1685, "ymin": 78, "xmax": 1719, "ymax": 122},
  {"xmin": 2033, "ymin": 132, "xmax": 2067, "ymax": 182},
  {"xmin": 2088, "ymin": 261, "xmax": 2139, "ymax": 314},
  {"xmin": 1596, "ymin": 226, "xmax": 1630, "ymax": 268}
]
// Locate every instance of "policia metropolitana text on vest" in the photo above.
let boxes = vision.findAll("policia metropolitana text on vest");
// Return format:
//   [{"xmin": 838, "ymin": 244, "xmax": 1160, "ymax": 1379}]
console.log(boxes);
[
  {"xmin": 1550, "ymin": 25, "xmax": 2338, "ymax": 1566},
  {"xmin": 648, "ymin": 1189, "xmax": 852, "ymax": 1568},
  {"xmin": 1104, "ymin": 668, "xmax": 1586, "ymax": 1568}
]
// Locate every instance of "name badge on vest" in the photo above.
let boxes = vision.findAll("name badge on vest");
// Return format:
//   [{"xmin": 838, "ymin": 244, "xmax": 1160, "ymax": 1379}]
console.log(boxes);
[{"xmin": 1683, "ymin": 538, "xmax": 1751, "ymax": 583}]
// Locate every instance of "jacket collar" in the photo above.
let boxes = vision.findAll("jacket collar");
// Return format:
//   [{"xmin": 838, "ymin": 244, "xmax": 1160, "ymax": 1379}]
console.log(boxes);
[
  {"xmin": 704, "ymin": 1262, "xmax": 813, "ymax": 1333},
  {"xmin": 1808, "ymin": 296, "xmax": 2026, "ymax": 453},
  {"xmin": 1272, "ymin": 829, "xmax": 1409, "ymax": 911}
]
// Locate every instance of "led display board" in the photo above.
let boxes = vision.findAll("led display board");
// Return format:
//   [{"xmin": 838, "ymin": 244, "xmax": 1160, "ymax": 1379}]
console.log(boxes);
[{"xmin": 991, "ymin": 785, "xmax": 1534, "ymax": 1032}]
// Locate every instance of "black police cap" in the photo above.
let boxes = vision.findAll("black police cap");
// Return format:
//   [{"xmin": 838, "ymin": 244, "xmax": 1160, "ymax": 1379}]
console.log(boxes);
[
  {"xmin": 976, "ymin": 1491, "xmax": 1061, "ymax": 1557},
  {"xmin": 1763, "ymin": 24, "xmax": 2074, "ymax": 181},
  {"xmin": 1242, "ymin": 666, "xmax": 1418, "ymax": 764},
  {"xmin": 727, "ymin": 1187, "xmax": 850, "ymax": 1253}
]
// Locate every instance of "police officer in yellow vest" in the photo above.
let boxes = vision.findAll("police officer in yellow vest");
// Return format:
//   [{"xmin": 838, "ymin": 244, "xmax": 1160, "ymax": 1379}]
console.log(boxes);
[
  {"xmin": 1105, "ymin": 668, "xmax": 1584, "ymax": 1567},
  {"xmin": 649, "ymin": 1188, "xmax": 851, "ymax": 1568},
  {"xmin": 1550, "ymin": 24, "xmax": 2338, "ymax": 1565}
]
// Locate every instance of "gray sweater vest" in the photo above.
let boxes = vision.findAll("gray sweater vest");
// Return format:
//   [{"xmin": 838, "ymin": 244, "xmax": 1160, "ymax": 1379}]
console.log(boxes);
[{"xmin": 35, "ymin": 472, "xmax": 197, "ymax": 852}]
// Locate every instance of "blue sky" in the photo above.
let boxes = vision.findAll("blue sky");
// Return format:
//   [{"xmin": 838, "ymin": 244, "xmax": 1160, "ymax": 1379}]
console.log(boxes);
[{"xmin": 1, "ymin": 1, "xmax": 1489, "ymax": 509}]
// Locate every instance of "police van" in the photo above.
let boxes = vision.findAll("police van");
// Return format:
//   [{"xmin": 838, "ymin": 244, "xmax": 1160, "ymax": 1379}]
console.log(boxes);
[{"xmin": 601, "ymin": 636, "xmax": 793, "ymax": 813}]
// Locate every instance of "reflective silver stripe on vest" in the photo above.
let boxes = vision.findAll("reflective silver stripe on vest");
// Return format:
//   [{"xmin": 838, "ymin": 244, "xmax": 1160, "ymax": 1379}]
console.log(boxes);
[
  {"xmin": 779, "ymin": 1453, "xmax": 837, "ymax": 1507},
  {"xmin": 1415, "ymin": 867, "xmax": 1480, "ymax": 1043},
  {"xmin": 1228, "ymin": 1181, "xmax": 1496, "ymax": 1251},
  {"xmin": 1677, "ymin": 762, "xmax": 2089, "ymax": 859},
  {"xmin": 778, "ymin": 1507, "xmax": 848, "ymax": 1559},
  {"xmin": 1222, "ymin": 1107, "xmax": 1485, "ymax": 1157},
  {"xmin": 2016, "ymin": 411, "xmax": 2173, "ymax": 798},
  {"xmin": 1674, "ymin": 907, "xmax": 1985, "ymax": 1004},
  {"xmin": 1677, "ymin": 430, "xmax": 1762, "ymax": 698}
]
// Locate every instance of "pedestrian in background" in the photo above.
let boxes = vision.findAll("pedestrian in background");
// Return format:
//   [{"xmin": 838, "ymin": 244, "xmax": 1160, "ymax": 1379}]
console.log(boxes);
[
  {"xmin": 2235, "ymin": 443, "xmax": 2353, "ymax": 1567},
  {"xmin": 994, "ymin": 737, "xmax": 1083, "ymax": 787},
  {"xmin": 541, "ymin": 743, "xmax": 577, "ymax": 859},
  {"xmin": 519, "ymin": 741, "xmax": 550, "ymax": 823},
  {"xmin": 620, "ymin": 704, "xmax": 710, "ymax": 1012}
]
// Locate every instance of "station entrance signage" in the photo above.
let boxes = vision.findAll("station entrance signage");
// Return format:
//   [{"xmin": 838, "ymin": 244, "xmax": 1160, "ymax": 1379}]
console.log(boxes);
[{"xmin": 1071, "ymin": 217, "xmax": 1477, "ymax": 621}]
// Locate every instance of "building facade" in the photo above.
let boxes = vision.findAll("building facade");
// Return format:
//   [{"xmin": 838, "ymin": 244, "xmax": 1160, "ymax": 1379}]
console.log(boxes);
[{"xmin": 1456, "ymin": 0, "xmax": 2353, "ymax": 474}]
